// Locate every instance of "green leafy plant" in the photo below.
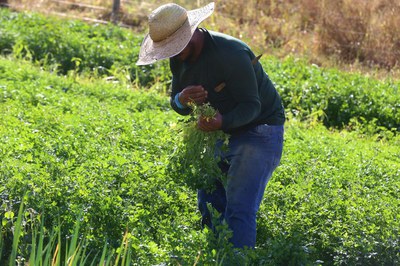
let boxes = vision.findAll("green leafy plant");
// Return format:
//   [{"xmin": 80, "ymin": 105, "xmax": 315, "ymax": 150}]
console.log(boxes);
[
  {"xmin": 0, "ymin": 12, "xmax": 399, "ymax": 264},
  {"xmin": 263, "ymin": 56, "xmax": 400, "ymax": 132},
  {"xmin": 168, "ymin": 103, "xmax": 229, "ymax": 192},
  {"xmin": 0, "ymin": 8, "xmax": 169, "ymax": 89}
]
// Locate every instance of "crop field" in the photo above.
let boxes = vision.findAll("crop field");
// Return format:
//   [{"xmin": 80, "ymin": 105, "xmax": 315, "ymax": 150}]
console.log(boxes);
[{"xmin": 0, "ymin": 8, "xmax": 400, "ymax": 266}]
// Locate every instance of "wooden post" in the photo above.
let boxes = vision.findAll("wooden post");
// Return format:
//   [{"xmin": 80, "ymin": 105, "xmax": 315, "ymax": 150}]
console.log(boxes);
[
  {"xmin": 111, "ymin": 0, "xmax": 120, "ymax": 23},
  {"xmin": 0, "ymin": 0, "xmax": 8, "ymax": 7}
]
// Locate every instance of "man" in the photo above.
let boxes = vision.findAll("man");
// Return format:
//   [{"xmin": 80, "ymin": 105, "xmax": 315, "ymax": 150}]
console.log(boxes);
[{"xmin": 137, "ymin": 2, "xmax": 285, "ymax": 249}]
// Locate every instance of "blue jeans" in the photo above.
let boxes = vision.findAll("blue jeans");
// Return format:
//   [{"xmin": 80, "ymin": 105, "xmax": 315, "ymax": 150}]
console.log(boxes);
[{"xmin": 197, "ymin": 124, "xmax": 284, "ymax": 249}]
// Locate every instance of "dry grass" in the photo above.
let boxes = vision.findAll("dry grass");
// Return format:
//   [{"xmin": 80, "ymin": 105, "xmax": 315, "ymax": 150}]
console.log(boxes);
[
  {"xmin": 3, "ymin": 0, "xmax": 400, "ymax": 79},
  {"xmin": 317, "ymin": 0, "xmax": 400, "ymax": 68},
  {"xmin": 214, "ymin": 0, "xmax": 400, "ymax": 78}
]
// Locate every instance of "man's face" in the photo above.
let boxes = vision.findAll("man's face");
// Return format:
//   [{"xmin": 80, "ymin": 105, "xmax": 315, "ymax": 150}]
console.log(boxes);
[{"xmin": 173, "ymin": 40, "xmax": 195, "ymax": 62}]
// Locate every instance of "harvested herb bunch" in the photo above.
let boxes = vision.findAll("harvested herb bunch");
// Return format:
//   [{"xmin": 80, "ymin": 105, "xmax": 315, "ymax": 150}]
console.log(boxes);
[{"xmin": 169, "ymin": 103, "xmax": 229, "ymax": 192}]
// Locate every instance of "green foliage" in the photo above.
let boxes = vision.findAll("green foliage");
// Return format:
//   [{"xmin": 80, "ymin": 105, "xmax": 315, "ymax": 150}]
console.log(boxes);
[
  {"xmin": 168, "ymin": 103, "xmax": 229, "ymax": 192},
  {"xmin": 0, "ymin": 57, "xmax": 185, "ymax": 264},
  {"xmin": 0, "ymin": 10, "xmax": 399, "ymax": 265},
  {"xmin": 1, "ymin": 8, "xmax": 399, "ymax": 134},
  {"xmin": 256, "ymin": 120, "xmax": 400, "ymax": 265},
  {"xmin": 263, "ymin": 56, "xmax": 400, "ymax": 132},
  {"xmin": 0, "ymin": 8, "xmax": 171, "ymax": 89},
  {"xmin": 0, "ymin": 205, "xmax": 138, "ymax": 266}
]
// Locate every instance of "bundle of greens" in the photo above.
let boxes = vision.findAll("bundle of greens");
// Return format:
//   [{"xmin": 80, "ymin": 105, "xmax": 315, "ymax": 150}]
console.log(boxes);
[{"xmin": 168, "ymin": 103, "xmax": 229, "ymax": 192}]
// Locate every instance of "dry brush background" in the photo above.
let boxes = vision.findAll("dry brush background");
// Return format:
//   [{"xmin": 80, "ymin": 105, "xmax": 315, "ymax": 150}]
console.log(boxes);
[{"xmin": 3, "ymin": 0, "xmax": 400, "ymax": 78}]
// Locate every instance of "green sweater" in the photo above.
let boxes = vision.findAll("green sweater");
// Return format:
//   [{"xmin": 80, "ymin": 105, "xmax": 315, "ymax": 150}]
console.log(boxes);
[{"xmin": 170, "ymin": 29, "xmax": 285, "ymax": 134}]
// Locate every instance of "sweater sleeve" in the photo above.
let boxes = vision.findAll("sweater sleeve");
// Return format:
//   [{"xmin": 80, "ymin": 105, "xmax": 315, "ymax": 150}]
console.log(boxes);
[
  {"xmin": 220, "ymin": 51, "xmax": 261, "ymax": 131},
  {"xmin": 169, "ymin": 60, "xmax": 192, "ymax": 116}
]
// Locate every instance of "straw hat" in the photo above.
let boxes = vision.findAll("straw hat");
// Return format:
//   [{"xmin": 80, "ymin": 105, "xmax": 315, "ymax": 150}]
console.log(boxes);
[{"xmin": 136, "ymin": 2, "xmax": 215, "ymax": 65}]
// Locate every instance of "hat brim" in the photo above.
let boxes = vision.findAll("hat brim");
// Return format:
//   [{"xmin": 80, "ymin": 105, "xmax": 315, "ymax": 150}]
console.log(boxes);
[{"xmin": 136, "ymin": 2, "xmax": 215, "ymax": 66}]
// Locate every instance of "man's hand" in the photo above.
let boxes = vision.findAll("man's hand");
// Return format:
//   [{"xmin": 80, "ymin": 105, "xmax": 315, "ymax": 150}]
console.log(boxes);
[
  {"xmin": 179, "ymin": 85, "xmax": 208, "ymax": 106},
  {"xmin": 198, "ymin": 112, "xmax": 223, "ymax": 132}
]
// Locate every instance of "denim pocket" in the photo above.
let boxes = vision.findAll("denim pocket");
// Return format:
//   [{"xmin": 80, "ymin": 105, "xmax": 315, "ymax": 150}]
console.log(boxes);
[
  {"xmin": 248, "ymin": 124, "xmax": 273, "ymax": 140},
  {"xmin": 250, "ymin": 124, "xmax": 284, "ymax": 148}
]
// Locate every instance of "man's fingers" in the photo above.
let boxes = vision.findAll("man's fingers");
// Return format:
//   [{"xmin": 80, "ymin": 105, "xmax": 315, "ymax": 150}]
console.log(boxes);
[
  {"xmin": 185, "ymin": 85, "xmax": 205, "ymax": 93},
  {"xmin": 198, "ymin": 122, "xmax": 210, "ymax": 131},
  {"xmin": 198, "ymin": 116, "xmax": 218, "ymax": 132},
  {"xmin": 184, "ymin": 93, "xmax": 207, "ymax": 105},
  {"xmin": 179, "ymin": 85, "xmax": 208, "ymax": 106},
  {"xmin": 182, "ymin": 86, "xmax": 207, "ymax": 98},
  {"xmin": 185, "ymin": 91, "xmax": 207, "ymax": 99},
  {"xmin": 189, "ymin": 94, "xmax": 207, "ymax": 102}
]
